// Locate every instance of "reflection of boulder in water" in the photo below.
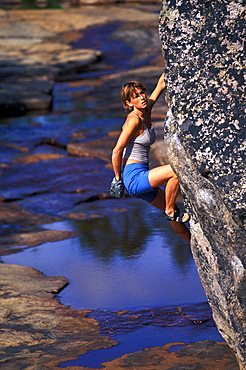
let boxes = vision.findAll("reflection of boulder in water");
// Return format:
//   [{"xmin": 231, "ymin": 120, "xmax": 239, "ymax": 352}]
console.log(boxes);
[
  {"xmin": 70, "ymin": 199, "xmax": 155, "ymax": 261},
  {"xmin": 159, "ymin": 0, "xmax": 246, "ymax": 368}
]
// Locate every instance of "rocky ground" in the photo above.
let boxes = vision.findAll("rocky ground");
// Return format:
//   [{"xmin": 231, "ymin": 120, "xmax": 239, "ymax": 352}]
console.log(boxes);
[
  {"xmin": 0, "ymin": 5, "xmax": 240, "ymax": 369},
  {"xmin": 0, "ymin": 4, "xmax": 162, "ymax": 117},
  {"xmin": 0, "ymin": 262, "xmax": 240, "ymax": 370}
]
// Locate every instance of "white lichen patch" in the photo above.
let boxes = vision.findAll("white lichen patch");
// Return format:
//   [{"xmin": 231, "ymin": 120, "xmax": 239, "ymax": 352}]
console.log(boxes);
[{"xmin": 231, "ymin": 255, "xmax": 245, "ymax": 288}]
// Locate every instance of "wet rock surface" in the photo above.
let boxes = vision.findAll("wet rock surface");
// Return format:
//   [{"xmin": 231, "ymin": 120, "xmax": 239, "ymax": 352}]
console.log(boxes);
[
  {"xmin": 97, "ymin": 340, "xmax": 238, "ymax": 370},
  {"xmin": 90, "ymin": 302, "xmax": 218, "ymax": 335},
  {"xmin": 0, "ymin": 4, "xmax": 240, "ymax": 370},
  {"xmin": 159, "ymin": 0, "xmax": 245, "ymax": 368}
]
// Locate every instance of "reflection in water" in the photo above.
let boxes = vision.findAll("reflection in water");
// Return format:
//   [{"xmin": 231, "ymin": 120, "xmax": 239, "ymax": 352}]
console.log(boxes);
[
  {"xmin": 169, "ymin": 240, "xmax": 193, "ymax": 275},
  {"xmin": 72, "ymin": 198, "xmax": 193, "ymax": 269},
  {"xmin": 72, "ymin": 204, "xmax": 153, "ymax": 261},
  {"xmin": 2, "ymin": 199, "xmax": 206, "ymax": 310}
]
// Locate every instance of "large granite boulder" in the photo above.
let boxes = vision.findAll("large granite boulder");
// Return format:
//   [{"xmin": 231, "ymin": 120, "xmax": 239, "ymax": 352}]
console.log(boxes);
[{"xmin": 159, "ymin": 0, "xmax": 246, "ymax": 369}]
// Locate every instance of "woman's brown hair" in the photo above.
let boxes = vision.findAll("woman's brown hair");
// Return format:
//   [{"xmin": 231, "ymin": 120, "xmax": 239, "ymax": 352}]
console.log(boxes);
[{"xmin": 121, "ymin": 81, "xmax": 147, "ymax": 112}]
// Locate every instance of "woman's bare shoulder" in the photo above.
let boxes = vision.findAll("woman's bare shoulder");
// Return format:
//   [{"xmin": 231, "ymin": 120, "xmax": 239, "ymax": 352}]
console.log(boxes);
[{"xmin": 123, "ymin": 112, "xmax": 141, "ymax": 129}]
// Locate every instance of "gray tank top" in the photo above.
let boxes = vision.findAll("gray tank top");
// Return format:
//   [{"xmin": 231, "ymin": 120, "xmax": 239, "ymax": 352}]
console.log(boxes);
[{"xmin": 123, "ymin": 113, "xmax": 156, "ymax": 163}]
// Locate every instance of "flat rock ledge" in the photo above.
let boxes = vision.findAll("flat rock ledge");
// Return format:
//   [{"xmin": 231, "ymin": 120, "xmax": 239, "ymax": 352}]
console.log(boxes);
[{"xmin": 0, "ymin": 262, "xmax": 116, "ymax": 370}]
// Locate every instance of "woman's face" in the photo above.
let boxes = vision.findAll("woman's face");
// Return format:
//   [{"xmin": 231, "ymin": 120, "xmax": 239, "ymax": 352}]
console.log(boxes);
[{"xmin": 128, "ymin": 88, "xmax": 147, "ymax": 110}]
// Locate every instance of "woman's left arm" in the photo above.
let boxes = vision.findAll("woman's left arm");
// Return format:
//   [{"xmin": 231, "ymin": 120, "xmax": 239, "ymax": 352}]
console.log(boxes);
[{"xmin": 148, "ymin": 73, "xmax": 167, "ymax": 109}]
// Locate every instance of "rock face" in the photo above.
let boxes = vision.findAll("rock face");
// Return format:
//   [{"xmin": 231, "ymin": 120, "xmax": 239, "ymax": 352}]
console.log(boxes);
[{"xmin": 159, "ymin": 0, "xmax": 246, "ymax": 368}]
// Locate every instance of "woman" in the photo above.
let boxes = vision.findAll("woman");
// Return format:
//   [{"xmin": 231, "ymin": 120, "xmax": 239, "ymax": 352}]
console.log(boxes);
[{"xmin": 110, "ymin": 74, "xmax": 191, "ymax": 243}]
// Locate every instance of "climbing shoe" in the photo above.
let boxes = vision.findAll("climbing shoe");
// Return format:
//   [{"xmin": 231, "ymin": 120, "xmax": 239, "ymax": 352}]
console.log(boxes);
[{"xmin": 164, "ymin": 208, "xmax": 190, "ymax": 223}]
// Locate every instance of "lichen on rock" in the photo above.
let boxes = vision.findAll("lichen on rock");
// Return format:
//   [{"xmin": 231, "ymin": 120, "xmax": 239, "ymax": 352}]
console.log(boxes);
[
  {"xmin": 159, "ymin": 0, "xmax": 246, "ymax": 368},
  {"xmin": 159, "ymin": 0, "xmax": 245, "ymax": 223}
]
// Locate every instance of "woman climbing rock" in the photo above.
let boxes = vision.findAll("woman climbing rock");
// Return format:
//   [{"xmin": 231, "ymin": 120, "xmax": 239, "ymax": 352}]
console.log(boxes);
[{"xmin": 110, "ymin": 74, "xmax": 191, "ymax": 243}]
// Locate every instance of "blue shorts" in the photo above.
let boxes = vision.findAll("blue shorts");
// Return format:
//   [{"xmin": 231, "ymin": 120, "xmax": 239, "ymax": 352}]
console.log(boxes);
[{"xmin": 122, "ymin": 162, "xmax": 158, "ymax": 203}]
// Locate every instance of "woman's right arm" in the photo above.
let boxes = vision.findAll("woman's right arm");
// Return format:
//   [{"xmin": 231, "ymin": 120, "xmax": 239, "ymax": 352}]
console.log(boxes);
[{"xmin": 112, "ymin": 116, "xmax": 139, "ymax": 180}]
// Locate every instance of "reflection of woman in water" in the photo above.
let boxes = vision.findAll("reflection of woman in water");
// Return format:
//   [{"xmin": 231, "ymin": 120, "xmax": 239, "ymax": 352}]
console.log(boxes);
[{"xmin": 110, "ymin": 74, "xmax": 191, "ymax": 243}]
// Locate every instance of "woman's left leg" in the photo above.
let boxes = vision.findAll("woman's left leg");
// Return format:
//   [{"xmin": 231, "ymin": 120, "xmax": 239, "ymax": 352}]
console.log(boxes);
[
  {"xmin": 170, "ymin": 222, "xmax": 191, "ymax": 243},
  {"xmin": 149, "ymin": 188, "xmax": 165, "ymax": 210},
  {"xmin": 150, "ymin": 188, "xmax": 191, "ymax": 243}
]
